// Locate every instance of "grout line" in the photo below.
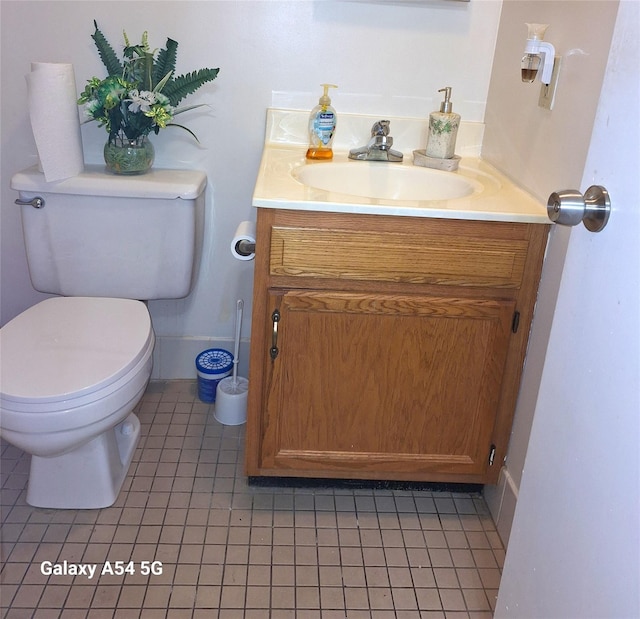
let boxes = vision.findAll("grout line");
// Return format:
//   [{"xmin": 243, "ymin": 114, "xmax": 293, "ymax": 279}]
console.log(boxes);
[{"xmin": 0, "ymin": 379, "xmax": 502, "ymax": 618}]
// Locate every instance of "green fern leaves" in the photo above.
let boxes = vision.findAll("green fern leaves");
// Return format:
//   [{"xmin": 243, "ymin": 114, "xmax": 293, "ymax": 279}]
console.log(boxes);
[
  {"xmin": 153, "ymin": 38, "xmax": 178, "ymax": 88},
  {"xmin": 164, "ymin": 69, "xmax": 220, "ymax": 107},
  {"xmin": 90, "ymin": 22, "xmax": 219, "ymax": 105},
  {"xmin": 91, "ymin": 20, "xmax": 123, "ymax": 77}
]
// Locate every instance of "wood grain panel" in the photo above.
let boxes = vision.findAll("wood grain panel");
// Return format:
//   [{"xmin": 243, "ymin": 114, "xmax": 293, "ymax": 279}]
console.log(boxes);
[
  {"xmin": 260, "ymin": 289, "xmax": 515, "ymax": 476},
  {"xmin": 245, "ymin": 208, "xmax": 551, "ymax": 484},
  {"xmin": 270, "ymin": 226, "xmax": 528, "ymax": 288}
]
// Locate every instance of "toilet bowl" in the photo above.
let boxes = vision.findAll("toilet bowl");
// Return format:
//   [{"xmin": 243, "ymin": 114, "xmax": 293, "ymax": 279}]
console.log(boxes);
[
  {"xmin": 0, "ymin": 297, "xmax": 154, "ymax": 509},
  {"xmin": 5, "ymin": 164, "xmax": 207, "ymax": 508}
]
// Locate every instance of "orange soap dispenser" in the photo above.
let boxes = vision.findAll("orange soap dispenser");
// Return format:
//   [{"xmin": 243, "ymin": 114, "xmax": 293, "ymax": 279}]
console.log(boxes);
[{"xmin": 306, "ymin": 84, "xmax": 338, "ymax": 160}]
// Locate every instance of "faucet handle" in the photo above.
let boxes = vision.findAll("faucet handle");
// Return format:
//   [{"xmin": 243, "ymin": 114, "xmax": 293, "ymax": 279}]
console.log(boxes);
[{"xmin": 371, "ymin": 120, "xmax": 390, "ymax": 137}]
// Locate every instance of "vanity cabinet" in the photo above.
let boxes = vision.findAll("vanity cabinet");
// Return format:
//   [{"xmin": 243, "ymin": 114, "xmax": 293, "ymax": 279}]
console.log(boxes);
[{"xmin": 245, "ymin": 209, "xmax": 549, "ymax": 485}]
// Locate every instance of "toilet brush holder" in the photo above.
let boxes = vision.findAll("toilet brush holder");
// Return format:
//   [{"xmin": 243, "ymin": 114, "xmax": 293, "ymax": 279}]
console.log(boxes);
[{"xmin": 215, "ymin": 376, "xmax": 249, "ymax": 425}]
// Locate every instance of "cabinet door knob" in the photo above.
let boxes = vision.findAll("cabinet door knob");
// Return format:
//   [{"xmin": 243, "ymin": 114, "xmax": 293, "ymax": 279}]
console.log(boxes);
[{"xmin": 547, "ymin": 185, "xmax": 611, "ymax": 232}]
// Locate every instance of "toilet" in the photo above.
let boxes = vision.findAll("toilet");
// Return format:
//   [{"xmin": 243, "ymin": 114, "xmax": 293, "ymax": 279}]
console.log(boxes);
[{"xmin": 1, "ymin": 165, "xmax": 206, "ymax": 509}]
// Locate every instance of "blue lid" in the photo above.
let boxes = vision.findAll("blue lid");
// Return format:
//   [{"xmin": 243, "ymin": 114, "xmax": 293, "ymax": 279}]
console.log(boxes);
[{"xmin": 195, "ymin": 348, "xmax": 233, "ymax": 375}]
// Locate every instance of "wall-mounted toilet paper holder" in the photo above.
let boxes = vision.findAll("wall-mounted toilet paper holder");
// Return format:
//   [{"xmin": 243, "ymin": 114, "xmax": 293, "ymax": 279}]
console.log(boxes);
[
  {"xmin": 547, "ymin": 185, "xmax": 611, "ymax": 232},
  {"xmin": 231, "ymin": 221, "xmax": 256, "ymax": 261},
  {"xmin": 235, "ymin": 239, "xmax": 256, "ymax": 257}
]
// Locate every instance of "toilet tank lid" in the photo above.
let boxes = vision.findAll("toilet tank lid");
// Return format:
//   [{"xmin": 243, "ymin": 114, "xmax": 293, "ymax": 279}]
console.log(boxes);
[{"xmin": 11, "ymin": 165, "xmax": 207, "ymax": 200}]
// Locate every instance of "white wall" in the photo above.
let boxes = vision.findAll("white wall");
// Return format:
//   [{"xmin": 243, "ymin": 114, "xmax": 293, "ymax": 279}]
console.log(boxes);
[
  {"xmin": 481, "ymin": 0, "xmax": 619, "ymax": 544},
  {"xmin": 5, "ymin": 1, "xmax": 626, "ymax": 559},
  {"xmin": 0, "ymin": 0, "xmax": 501, "ymax": 379}
]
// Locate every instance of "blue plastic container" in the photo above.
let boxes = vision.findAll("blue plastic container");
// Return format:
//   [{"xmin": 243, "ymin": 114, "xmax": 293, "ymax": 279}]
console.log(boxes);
[{"xmin": 195, "ymin": 348, "xmax": 233, "ymax": 403}]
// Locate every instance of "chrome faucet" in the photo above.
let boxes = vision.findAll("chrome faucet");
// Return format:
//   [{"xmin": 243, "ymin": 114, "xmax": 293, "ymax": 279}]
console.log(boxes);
[{"xmin": 348, "ymin": 120, "xmax": 403, "ymax": 162}]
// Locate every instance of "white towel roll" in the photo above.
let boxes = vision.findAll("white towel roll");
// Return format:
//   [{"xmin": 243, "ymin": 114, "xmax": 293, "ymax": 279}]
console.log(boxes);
[{"xmin": 26, "ymin": 62, "xmax": 85, "ymax": 181}]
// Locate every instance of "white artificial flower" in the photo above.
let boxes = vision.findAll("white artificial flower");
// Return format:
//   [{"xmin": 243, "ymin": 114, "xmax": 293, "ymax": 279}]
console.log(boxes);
[{"xmin": 127, "ymin": 89, "xmax": 157, "ymax": 113}]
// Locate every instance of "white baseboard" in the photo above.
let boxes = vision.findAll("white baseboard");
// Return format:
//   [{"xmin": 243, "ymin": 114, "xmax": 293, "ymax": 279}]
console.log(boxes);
[
  {"xmin": 484, "ymin": 466, "xmax": 519, "ymax": 547},
  {"xmin": 151, "ymin": 336, "xmax": 251, "ymax": 380}
]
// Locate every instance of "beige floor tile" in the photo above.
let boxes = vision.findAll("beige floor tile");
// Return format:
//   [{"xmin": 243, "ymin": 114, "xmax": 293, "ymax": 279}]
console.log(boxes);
[{"xmin": 0, "ymin": 379, "xmax": 503, "ymax": 616}]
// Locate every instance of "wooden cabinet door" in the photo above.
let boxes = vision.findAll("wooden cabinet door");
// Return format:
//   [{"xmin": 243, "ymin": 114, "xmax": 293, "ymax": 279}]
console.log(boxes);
[{"xmin": 259, "ymin": 289, "xmax": 516, "ymax": 480}]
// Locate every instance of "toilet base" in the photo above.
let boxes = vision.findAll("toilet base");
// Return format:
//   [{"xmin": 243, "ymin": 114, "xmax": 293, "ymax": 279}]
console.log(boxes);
[{"xmin": 26, "ymin": 413, "xmax": 141, "ymax": 509}]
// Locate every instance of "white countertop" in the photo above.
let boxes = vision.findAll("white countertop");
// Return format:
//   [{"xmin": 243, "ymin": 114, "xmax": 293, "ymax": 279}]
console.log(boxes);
[{"xmin": 251, "ymin": 110, "xmax": 550, "ymax": 224}]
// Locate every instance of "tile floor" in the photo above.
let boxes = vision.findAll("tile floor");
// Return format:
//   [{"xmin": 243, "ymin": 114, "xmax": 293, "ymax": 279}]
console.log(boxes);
[{"xmin": 1, "ymin": 380, "xmax": 503, "ymax": 618}]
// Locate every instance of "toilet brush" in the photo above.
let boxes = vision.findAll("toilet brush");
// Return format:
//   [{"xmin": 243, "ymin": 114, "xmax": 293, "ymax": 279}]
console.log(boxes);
[{"xmin": 215, "ymin": 299, "xmax": 249, "ymax": 425}]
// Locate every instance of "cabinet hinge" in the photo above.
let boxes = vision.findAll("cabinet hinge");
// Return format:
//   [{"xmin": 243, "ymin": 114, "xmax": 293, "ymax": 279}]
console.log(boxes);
[
  {"xmin": 511, "ymin": 311, "xmax": 521, "ymax": 333},
  {"xmin": 488, "ymin": 444, "xmax": 497, "ymax": 467}
]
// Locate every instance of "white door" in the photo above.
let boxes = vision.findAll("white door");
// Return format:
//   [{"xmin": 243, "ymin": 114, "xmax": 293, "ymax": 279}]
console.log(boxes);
[{"xmin": 495, "ymin": 1, "xmax": 640, "ymax": 617}]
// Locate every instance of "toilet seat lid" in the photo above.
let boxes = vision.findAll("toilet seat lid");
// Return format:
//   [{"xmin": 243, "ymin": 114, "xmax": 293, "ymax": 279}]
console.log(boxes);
[{"xmin": 0, "ymin": 297, "xmax": 153, "ymax": 403}]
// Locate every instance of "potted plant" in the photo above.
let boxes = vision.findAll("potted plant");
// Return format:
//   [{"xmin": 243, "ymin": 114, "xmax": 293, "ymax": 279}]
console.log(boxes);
[{"xmin": 78, "ymin": 21, "xmax": 219, "ymax": 174}]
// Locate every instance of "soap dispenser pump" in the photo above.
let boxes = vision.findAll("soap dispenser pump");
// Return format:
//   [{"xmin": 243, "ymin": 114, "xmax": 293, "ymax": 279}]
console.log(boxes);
[
  {"xmin": 425, "ymin": 87, "xmax": 461, "ymax": 160},
  {"xmin": 306, "ymin": 84, "xmax": 338, "ymax": 160}
]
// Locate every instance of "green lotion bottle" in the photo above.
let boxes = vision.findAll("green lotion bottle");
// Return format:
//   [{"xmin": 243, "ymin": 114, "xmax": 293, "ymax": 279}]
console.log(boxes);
[{"xmin": 426, "ymin": 87, "xmax": 461, "ymax": 160}]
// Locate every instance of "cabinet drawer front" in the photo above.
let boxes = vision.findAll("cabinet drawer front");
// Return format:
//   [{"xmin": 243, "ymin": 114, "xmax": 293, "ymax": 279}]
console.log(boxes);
[{"xmin": 270, "ymin": 226, "xmax": 529, "ymax": 288}]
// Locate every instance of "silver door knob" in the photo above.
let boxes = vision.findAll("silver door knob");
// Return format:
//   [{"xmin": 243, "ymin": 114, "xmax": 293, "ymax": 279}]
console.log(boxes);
[{"xmin": 547, "ymin": 185, "xmax": 610, "ymax": 232}]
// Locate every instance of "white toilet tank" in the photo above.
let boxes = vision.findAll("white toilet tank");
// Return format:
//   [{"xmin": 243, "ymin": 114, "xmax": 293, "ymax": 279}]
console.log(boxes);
[{"xmin": 11, "ymin": 165, "xmax": 206, "ymax": 299}]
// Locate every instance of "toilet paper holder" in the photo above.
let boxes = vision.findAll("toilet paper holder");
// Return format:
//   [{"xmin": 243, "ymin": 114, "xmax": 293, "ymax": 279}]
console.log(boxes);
[
  {"xmin": 234, "ymin": 239, "xmax": 255, "ymax": 257},
  {"xmin": 547, "ymin": 185, "xmax": 610, "ymax": 232},
  {"xmin": 231, "ymin": 220, "xmax": 256, "ymax": 261}
]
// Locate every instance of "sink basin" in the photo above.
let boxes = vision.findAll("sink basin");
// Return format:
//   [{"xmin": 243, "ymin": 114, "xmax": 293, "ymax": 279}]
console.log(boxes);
[{"xmin": 292, "ymin": 161, "xmax": 480, "ymax": 201}]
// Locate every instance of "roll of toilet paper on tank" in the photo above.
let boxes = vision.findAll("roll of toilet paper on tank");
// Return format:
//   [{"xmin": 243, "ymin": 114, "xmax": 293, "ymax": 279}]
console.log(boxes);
[
  {"xmin": 231, "ymin": 220, "xmax": 256, "ymax": 261},
  {"xmin": 26, "ymin": 62, "xmax": 85, "ymax": 182}
]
